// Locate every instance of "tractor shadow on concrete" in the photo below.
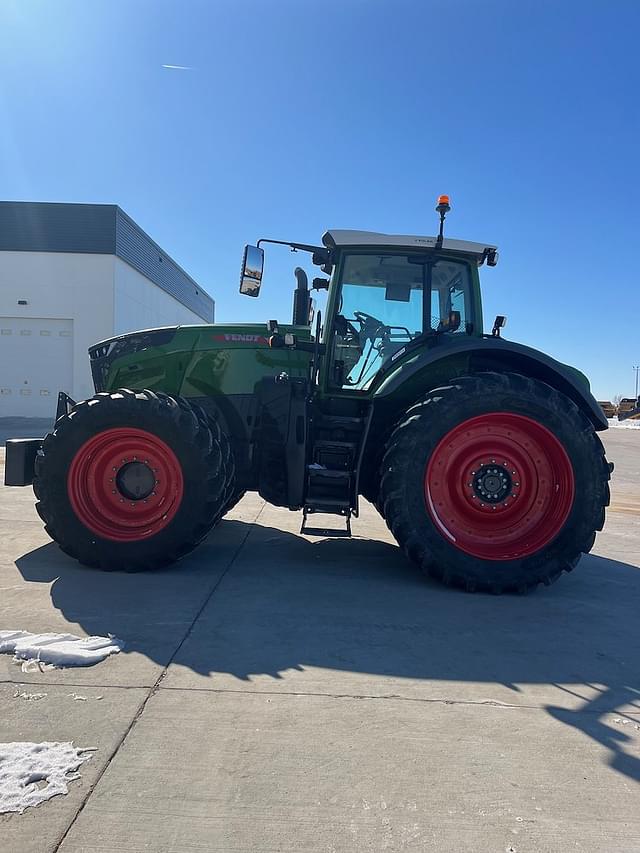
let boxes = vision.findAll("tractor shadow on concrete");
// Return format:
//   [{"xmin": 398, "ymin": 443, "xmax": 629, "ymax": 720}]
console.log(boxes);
[{"xmin": 15, "ymin": 517, "xmax": 640, "ymax": 783}]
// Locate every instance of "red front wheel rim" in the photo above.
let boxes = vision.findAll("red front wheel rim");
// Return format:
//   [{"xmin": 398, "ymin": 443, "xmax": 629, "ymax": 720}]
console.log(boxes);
[
  {"xmin": 67, "ymin": 428, "xmax": 184, "ymax": 542},
  {"xmin": 424, "ymin": 413, "xmax": 575, "ymax": 560}
]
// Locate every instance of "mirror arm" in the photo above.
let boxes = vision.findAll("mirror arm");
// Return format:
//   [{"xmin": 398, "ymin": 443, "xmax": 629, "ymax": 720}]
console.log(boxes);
[{"xmin": 257, "ymin": 237, "xmax": 331, "ymax": 265}]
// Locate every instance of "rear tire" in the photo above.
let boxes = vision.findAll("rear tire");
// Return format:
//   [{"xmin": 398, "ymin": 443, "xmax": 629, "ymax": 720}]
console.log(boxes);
[
  {"xmin": 380, "ymin": 372, "xmax": 610, "ymax": 593},
  {"xmin": 222, "ymin": 488, "xmax": 246, "ymax": 515},
  {"xmin": 34, "ymin": 389, "xmax": 229, "ymax": 571}
]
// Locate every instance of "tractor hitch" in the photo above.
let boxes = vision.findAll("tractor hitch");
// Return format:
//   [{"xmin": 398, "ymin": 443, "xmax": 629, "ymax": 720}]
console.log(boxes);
[
  {"xmin": 4, "ymin": 438, "xmax": 43, "ymax": 487},
  {"xmin": 56, "ymin": 391, "xmax": 77, "ymax": 422},
  {"xmin": 4, "ymin": 390, "xmax": 76, "ymax": 486}
]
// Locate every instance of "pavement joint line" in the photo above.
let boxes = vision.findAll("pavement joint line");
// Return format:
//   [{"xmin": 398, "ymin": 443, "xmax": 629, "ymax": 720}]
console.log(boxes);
[
  {"xmin": 151, "ymin": 684, "xmax": 640, "ymax": 716},
  {"xmin": 50, "ymin": 500, "xmax": 266, "ymax": 853},
  {"xmin": 0, "ymin": 517, "xmax": 45, "ymax": 525},
  {"xmin": 2, "ymin": 680, "xmax": 639, "ymax": 720},
  {"xmin": 0, "ymin": 679, "xmax": 155, "ymax": 689}
]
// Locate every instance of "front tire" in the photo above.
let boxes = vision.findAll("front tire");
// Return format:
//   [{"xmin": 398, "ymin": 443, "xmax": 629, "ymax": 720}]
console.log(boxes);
[
  {"xmin": 380, "ymin": 372, "xmax": 610, "ymax": 593},
  {"xmin": 34, "ymin": 389, "xmax": 229, "ymax": 571}
]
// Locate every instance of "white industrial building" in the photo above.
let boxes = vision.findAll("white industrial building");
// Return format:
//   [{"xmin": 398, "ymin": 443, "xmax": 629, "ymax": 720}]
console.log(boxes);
[{"xmin": 0, "ymin": 202, "xmax": 214, "ymax": 417}]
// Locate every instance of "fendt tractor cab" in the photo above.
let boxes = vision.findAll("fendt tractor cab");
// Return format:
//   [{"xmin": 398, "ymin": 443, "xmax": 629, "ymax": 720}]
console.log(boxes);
[{"xmin": 6, "ymin": 197, "xmax": 611, "ymax": 593}]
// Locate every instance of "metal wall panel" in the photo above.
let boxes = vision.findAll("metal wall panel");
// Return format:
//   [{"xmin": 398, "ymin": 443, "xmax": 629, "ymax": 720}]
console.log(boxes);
[
  {"xmin": 0, "ymin": 201, "xmax": 214, "ymax": 322},
  {"xmin": 115, "ymin": 208, "xmax": 214, "ymax": 321},
  {"xmin": 0, "ymin": 202, "xmax": 116, "ymax": 253}
]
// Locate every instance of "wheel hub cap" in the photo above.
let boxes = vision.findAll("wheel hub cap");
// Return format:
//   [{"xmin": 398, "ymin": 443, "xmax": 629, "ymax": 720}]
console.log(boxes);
[
  {"xmin": 473, "ymin": 464, "xmax": 513, "ymax": 503},
  {"xmin": 115, "ymin": 461, "xmax": 156, "ymax": 501}
]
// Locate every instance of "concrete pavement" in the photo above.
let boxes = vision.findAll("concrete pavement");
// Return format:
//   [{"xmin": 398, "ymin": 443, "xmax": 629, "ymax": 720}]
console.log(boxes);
[{"xmin": 1, "ymin": 430, "xmax": 639, "ymax": 852}]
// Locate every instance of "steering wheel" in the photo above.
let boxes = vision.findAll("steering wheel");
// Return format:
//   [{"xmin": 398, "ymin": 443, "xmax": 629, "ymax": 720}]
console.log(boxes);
[{"xmin": 353, "ymin": 310, "xmax": 388, "ymax": 341}]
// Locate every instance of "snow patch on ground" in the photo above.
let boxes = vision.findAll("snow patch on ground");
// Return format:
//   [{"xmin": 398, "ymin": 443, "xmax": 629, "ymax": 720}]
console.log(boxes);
[
  {"xmin": 0, "ymin": 741, "xmax": 95, "ymax": 814},
  {"xmin": 19, "ymin": 659, "xmax": 57, "ymax": 674},
  {"xmin": 13, "ymin": 690, "xmax": 47, "ymax": 701},
  {"xmin": 0, "ymin": 630, "xmax": 123, "ymax": 668},
  {"xmin": 608, "ymin": 418, "xmax": 640, "ymax": 429}
]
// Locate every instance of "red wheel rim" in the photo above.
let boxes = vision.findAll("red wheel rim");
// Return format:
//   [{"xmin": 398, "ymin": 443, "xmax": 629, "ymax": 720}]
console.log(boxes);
[
  {"xmin": 67, "ymin": 428, "xmax": 184, "ymax": 542},
  {"xmin": 424, "ymin": 413, "xmax": 575, "ymax": 560}
]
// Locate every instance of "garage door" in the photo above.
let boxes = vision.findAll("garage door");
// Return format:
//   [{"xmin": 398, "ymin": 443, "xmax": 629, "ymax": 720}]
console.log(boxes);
[{"xmin": 0, "ymin": 317, "xmax": 73, "ymax": 417}]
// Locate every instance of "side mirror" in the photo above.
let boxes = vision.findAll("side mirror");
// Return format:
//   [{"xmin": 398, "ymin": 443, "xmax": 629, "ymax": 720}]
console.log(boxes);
[{"xmin": 239, "ymin": 245, "xmax": 264, "ymax": 297}]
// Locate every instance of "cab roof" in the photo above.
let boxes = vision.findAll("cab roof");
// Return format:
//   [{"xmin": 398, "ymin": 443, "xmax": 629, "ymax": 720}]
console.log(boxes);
[{"xmin": 322, "ymin": 229, "xmax": 497, "ymax": 262}]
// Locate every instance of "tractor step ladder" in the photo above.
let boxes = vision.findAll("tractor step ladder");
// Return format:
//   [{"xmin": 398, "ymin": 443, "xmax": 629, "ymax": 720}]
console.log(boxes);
[
  {"xmin": 301, "ymin": 468, "xmax": 353, "ymax": 537},
  {"xmin": 300, "ymin": 413, "xmax": 366, "ymax": 538},
  {"xmin": 301, "ymin": 503, "xmax": 352, "ymax": 538}
]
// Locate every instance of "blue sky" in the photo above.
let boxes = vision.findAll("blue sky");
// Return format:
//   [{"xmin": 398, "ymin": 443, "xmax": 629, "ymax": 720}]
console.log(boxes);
[{"xmin": 0, "ymin": 0, "xmax": 638, "ymax": 399}]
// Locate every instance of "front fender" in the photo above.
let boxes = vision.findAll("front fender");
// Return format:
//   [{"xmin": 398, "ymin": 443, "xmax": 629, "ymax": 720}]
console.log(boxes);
[{"xmin": 373, "ymin": 336, "xmax": 607, "ymax": 430}]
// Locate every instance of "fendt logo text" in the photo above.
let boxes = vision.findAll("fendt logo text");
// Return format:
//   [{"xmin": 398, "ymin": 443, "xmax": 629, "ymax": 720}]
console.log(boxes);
[{"xmin": 211, "ymin": 334, "xmax": 269, "ymax": 345}]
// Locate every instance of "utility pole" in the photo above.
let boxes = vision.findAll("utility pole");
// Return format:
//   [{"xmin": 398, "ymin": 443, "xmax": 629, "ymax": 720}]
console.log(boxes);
[{"xmin": 634, "ymin": 365, "xmax": 640, "ymax": 398}]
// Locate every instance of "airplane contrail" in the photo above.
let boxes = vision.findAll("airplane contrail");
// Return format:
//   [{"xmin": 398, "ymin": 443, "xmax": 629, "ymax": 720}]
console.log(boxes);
[{"xmin": 162, "ymin": 64, "xmax": 193, "ymax": 70}]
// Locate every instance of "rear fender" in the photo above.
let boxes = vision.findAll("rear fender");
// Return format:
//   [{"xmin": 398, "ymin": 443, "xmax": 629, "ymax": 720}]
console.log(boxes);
[{"xmin": 373, "ymin": 337, "xmax": 607, "ymax": 430}]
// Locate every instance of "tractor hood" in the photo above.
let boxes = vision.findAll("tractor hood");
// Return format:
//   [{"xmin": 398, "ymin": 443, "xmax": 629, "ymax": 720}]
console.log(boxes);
[{"xmin": 89, "ymin": 323, "xmax": 312, "ymax": 397}]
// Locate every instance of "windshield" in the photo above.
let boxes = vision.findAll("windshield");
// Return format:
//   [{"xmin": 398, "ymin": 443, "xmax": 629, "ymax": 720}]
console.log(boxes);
[{"xmin": 330, "ymin": 253, "xmax": 473, "ymax": 390}]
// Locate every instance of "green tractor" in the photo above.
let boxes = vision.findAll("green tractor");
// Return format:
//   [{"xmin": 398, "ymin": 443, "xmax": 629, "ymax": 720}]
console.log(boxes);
[{"xmin": 5, "ymin": 197, "xmax": 611, "ymax": 593}]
